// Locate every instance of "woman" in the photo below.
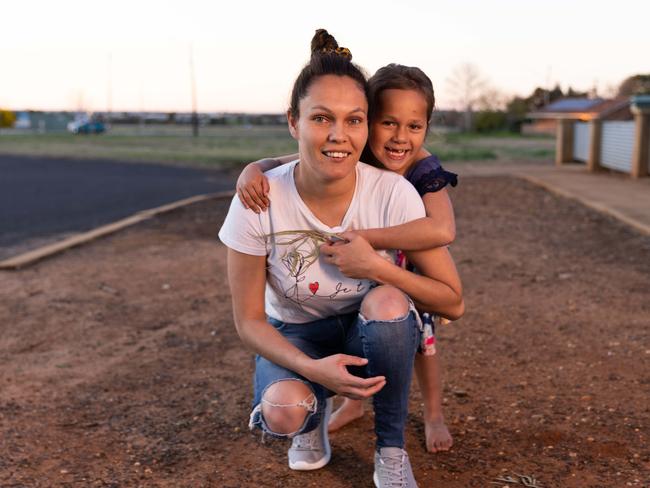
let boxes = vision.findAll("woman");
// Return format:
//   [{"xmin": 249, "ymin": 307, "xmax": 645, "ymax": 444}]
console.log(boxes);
[
  {"xmin": 238, "ymin": 63, "xmax": 459, "ymax": 453},
  {"xmin": 219, "ymin": 30, "xmax": 463, "ymax": 488}
]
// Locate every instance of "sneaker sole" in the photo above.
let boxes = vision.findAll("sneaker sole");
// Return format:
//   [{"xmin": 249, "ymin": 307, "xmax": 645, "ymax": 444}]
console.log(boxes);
[
  {"xmin": 373, "ymin": 471, "xmax": 379, "ymax": 487},
  {"xmin": 288, "ymin": 397, "xmax": 333, "ymax": 471}
]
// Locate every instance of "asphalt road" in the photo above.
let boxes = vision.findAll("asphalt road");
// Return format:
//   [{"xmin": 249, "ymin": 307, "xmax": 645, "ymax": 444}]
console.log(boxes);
[{"xmin": 0, "ymin": 155, "xmax": 237, "ymax": 256}]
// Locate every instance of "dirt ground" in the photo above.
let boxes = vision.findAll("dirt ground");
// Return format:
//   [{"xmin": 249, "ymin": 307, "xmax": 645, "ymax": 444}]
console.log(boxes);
[{"xmin": 1, "ymin": 176, "xmax": 649, "ymax": 488}]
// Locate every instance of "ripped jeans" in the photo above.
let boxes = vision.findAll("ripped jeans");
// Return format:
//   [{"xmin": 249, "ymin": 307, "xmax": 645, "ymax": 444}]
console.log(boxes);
[{"xmin": 249, "ymin": 306, "xmax": 419, "ymax": 449}]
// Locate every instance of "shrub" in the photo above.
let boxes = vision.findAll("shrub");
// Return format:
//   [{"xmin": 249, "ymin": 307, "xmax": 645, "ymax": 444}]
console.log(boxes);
[
  {"xmin": 0, "ymin": 109, "xmax": 16, "ymax": 128},
  {"xmin": 474, "ymin": 110, "xmax": 507, "ymax": 133}
]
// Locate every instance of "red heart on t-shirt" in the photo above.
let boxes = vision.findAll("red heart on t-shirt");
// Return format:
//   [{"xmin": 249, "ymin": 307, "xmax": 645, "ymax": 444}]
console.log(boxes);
[{"xmin": 309, "ymin": 282, "xmax": 319, "ymax": 294}]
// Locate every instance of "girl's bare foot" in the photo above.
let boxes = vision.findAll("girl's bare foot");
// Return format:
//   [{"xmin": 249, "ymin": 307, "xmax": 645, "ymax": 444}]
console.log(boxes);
[
  {"xmin": 327, "ymin": 398, "xmax": 365, "ymax": 432},
  {"xmin": 424, "ymin": 417, "xmax": 453, "ymax": 453}
]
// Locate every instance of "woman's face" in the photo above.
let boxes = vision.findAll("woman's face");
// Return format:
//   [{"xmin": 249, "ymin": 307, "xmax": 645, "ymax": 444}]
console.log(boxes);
[
  {"xmin": 288, "ymin": 75, "xmax": 368, "ymax": 183},
  {"xmin": 369, "ymin": 88, "xmax": 428, "ymax": 175}
]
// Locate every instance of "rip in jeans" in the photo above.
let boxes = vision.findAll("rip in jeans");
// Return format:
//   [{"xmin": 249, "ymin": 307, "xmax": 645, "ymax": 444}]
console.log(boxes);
[{"xmin": 249, "ymin": 378, "xmax": 318, "ymax": 441}]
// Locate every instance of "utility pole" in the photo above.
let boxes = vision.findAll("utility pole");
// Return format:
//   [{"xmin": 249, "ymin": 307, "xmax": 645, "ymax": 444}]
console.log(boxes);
[
  {"xmin": 545, "ymin": 65, "xmax": 552, "ymax": 106},
  {"xmin": 107, "ymin": 52, "xmax": 113, "ymax": 123},
  {"xmin": 189, "ymin": 43, "xmax": 199, "ymax": 137}
]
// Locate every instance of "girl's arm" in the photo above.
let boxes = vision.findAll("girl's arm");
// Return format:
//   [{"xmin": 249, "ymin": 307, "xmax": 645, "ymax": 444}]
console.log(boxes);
[
  {"xmin": 321, "ymin": 233, "xmax": 464, "ymax": 320},
  {"xmin": 226, "ymin": 248, "xmax": 386, "ymax": 399},
  {"xmin": 358, "ymin": 188, "xmax": 456, "ymax": 251},
  {"xmin": 359, "ymin": 188, "xmax": 456, "ymax": 250},
  {"xmin": 236, "ymin": 153, "xmax": 298, "ymax": 213}
]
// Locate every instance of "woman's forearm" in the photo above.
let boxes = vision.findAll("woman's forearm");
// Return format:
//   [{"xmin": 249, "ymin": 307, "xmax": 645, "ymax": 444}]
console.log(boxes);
[
  {"xmin": 227, "ymin": 248, "xmax": 315, "ymax": 377},
  {"xmin": 235, "ymin": 315, "xmax": 315, "ymax": 376}
]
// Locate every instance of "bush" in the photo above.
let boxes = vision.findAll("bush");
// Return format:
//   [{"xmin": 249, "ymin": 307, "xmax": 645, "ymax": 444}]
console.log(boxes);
[
  {"xmin": 0, "ymin": 109, "xmax": 16, "ymax": 128},
  {"xmin": 474, "ymin": 110, "xmax": 507, "ymax": 133}
]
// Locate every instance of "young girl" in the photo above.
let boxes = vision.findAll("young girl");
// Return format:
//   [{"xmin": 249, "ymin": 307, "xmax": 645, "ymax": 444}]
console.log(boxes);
[{"xmin": 237, "ymin": 63, "xmax": 458, "ymax": 454}]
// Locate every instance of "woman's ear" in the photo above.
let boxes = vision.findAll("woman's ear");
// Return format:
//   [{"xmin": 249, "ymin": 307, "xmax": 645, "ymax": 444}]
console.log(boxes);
[{"xmin": 287, "ymin": 110, "xmax": 299, "ymax": 140}]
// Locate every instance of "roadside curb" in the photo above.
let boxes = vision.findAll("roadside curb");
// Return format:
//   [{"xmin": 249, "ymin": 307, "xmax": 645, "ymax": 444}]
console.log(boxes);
[
  {"xmin": 2, "ymin": 169, "xmax": 648, "ymax": 271},
  {"xmin": 516, "ymin": 173, "xmax": 650, "ymax": 236},
  {"xmin": 0, "ymin": 190, "xmax": 235, "ymax": 270}
]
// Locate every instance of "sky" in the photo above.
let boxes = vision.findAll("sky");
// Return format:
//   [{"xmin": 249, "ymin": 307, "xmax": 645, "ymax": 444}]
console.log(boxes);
[{"xmin": 2, "ymin": 0, "xmax": 649, "ymax": 113}]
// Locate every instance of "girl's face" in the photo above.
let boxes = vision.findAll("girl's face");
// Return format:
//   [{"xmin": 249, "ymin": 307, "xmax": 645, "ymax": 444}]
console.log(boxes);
[
  {"xmin": 288, "ymin": 75, "xmax": 368, "ymax": 183},
  {"xmin": 369, "ymin": 88, "xmax": 428, "ymax": 175}
]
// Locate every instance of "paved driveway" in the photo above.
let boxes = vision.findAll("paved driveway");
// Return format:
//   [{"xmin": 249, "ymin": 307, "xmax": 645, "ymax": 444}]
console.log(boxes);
[{"xmin": 0, "ymin": 155, "xmax": 236, "ymax": 256}]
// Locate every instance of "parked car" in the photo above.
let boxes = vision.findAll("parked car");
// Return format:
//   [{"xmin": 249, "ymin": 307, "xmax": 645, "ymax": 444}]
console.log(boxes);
[{"xmin": 67, "ymin": 119, "xmax": 106, "ymax": 134}]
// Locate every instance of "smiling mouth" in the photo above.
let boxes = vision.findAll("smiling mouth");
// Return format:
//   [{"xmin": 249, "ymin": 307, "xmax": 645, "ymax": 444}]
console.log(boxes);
[
  {"xmin": 385, "ymin": 147, "xmax": 410, "ymax": 159},
  {"xmin": 322, "ymin": 151, "xmax": 351, "ymax": 160}
]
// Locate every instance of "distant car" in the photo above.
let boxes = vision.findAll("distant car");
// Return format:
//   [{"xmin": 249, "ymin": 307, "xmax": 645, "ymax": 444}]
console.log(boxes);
[{"xmin": 67, "ymin": 119, "xmax": 106, "ymax": 134}]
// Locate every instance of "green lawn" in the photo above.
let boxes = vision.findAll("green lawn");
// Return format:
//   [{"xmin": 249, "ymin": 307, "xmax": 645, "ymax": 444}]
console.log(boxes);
[
  {"xmin": 0, "ymin": 126, "xmax": 555, "ymax": 168},
  {"xmin": 425, "ymin": 131, "xmax": 554, "ymax": 162}
]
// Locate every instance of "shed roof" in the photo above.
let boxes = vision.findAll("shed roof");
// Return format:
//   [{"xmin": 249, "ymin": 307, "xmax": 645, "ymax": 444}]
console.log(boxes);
[
  {"xmin": 528, "ymin": 97, "xmax": 631, "ymax": 120},
  {"xmin": 543, "ymin": 98, "xmax": 603, "ymax": 112}
]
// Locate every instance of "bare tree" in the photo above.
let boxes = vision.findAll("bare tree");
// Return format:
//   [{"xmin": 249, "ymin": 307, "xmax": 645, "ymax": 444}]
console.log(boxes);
[
  {"xmin": 446, "ymin": 63, "xmax": 487, "ymax": 131},
  {"xmin": 476, "ymin": 87, "xmax": 508, "ymax": 112}
]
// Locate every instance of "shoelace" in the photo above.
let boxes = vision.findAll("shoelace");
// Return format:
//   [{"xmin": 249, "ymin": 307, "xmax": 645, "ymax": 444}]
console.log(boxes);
[{"xmin": 377, "ymin": 452, "xmax": 408, "ymax": 487}]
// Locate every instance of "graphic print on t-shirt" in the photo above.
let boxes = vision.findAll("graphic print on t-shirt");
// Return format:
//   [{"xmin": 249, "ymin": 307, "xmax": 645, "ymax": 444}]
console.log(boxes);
[{"xmin": 272, "ymin": 229, "xmax": 367, "ymax": 308}]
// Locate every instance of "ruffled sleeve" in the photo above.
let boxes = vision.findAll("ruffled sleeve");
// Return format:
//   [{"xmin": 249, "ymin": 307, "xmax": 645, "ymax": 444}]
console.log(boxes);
[{"xmin": 405, "ymin": 155, "xmax": 458, "ymax": 197}]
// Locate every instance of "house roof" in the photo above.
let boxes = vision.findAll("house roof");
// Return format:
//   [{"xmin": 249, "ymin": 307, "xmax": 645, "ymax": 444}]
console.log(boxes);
[
  {"xmin": 527, "ymin": 97, "xmax": 631, "ymax": 120},
  {"xmin": 544, "ymin": 98, "xmax": 603, "ymax": 112}
]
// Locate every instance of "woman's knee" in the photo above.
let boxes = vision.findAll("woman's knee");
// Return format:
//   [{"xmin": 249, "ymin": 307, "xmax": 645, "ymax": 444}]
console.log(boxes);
[
  {"xmin": 360, "ymin": 285, "xmax": 409, "ymax": 321},
  {"xmin": 261, "ymin": 380, "xmax": 314, "ymax": 435}
]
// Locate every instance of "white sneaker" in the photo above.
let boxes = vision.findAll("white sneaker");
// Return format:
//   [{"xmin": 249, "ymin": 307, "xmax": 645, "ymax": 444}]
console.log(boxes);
[
  {"xmin": 288, "ymin": 397, "xmax": 333, "ymax": 470},
  {"xmin": 373, "ymin": 447, "xmax": 418, "ymax": 487}
]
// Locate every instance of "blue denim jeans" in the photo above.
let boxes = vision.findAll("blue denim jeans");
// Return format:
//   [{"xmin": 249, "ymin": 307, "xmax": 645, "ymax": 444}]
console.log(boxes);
[{"xmin": 249, "ymin": 306, "xmax": 420, "ymax": 449}]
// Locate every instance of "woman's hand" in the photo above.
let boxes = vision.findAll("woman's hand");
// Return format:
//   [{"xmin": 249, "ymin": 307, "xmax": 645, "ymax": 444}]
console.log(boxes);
[
  {"xmin": 236, "ymin": 163, "xmax": 270, "ymax": 213},
  {"xmin": 320, "ymin": 231, "xmax": 384, "ymax": 280},
  {"xmin": 305, "ymin": 354, "xmax": 386, "ymax": 400}
]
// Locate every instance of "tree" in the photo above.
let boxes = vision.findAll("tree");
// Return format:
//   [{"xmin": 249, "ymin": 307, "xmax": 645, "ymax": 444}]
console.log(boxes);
[
  {"xmin": 0, "ymin": 109, "xmax": 16, "ymax": 128},
  {"xmin": 476, "ymin": 87, "xmax": 508, "ymax": 112},
  {"xmin": 566, "ymin": 86, "xmax": 589, "ymax": 98},
  {"xmin": 446, "ymin": 63, "xmax": 487, "ymax": 131},
  {"xmin": 505, "ymin": 97, "xmax": 529, "ymax": 132},
  {"xmin": 618, "ymin": 74, "xmax": 650, "ymax": 97}
]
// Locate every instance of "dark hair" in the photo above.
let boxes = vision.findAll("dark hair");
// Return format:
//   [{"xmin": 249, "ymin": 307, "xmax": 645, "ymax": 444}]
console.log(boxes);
[
  {"xmin": 288, "ymin": 29, "xmax": 368, "ymax": 119},
  {"xmin": 367, "ymin": 64, "xmax": 435, "ymax": 127}
]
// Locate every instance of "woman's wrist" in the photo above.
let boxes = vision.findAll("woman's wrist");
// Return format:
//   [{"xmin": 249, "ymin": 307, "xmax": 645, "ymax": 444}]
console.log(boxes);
[{"xmin": 292, "ymin": 352, "xmax": 318, "ymax": 380}]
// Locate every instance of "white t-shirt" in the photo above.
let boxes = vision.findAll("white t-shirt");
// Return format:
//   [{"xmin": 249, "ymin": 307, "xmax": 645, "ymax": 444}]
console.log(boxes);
[{"xmin": 219, "ymin": 160, "xmax": 425, "ymax": 324}]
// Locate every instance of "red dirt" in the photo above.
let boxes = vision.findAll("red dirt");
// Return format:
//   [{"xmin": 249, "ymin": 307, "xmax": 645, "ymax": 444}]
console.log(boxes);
[{"xmin": 1, "ymin": 176, "xmax": 648, "ymax": 487}]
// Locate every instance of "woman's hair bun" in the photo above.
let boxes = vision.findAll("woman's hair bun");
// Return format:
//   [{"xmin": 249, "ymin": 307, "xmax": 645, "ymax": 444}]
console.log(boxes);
[
  {"xmin": 311, "ymin": 29, "xmax": 338, "ymax": 52},
  {"xmin": 311, "ymin": 28, "xmax": 352, "ymax": 60}
]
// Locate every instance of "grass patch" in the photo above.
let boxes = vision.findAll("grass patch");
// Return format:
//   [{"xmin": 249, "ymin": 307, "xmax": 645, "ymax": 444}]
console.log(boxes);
[
  {"xmin": 425, "ymin": 130, "xmax": 555, "ymax": 162},
  {"xmin": 500, "ymin": 147, "xmax": 555, "ymax": 159},
  {"xmin": 0, "ymin": 126, "xmax": 298, "ymax": 168},
  {"xmin": 429, "ymin": 146, "xmax": 497, "ymax": 161},
  {"xmin": 0, "ymin": 126, "xmax": 554, "ymax": 167}
]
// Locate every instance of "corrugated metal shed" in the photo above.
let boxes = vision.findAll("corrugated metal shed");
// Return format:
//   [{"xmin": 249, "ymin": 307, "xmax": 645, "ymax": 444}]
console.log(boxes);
[
  {"xmin": 601, "ymin": 121, "xmax": 635, "ymax": 172},
  {"xmin": 573, "ymin": 122, "xmax": 590, "ymax": 162}
]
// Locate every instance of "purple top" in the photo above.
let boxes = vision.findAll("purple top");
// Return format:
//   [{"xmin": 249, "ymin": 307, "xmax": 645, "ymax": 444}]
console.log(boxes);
[{"xmin": 404, "ymin": 155, "xmax": 458, "ymax": 196}]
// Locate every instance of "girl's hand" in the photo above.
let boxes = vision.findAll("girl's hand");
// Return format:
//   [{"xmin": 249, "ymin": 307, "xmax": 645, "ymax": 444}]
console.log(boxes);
[
  {"xmin": 236, "ymin": 163, "xmax": 270, "ymax": 213},
  {"xmin": 320, "ymin": 231, "xmax": 384, "ymax": 280}
]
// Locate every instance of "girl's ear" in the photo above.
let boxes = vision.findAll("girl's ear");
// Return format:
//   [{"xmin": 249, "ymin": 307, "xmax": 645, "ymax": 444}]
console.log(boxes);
[{"xmin": 287, "ymin": 110, "xmax": 299, "ymax": 140}]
